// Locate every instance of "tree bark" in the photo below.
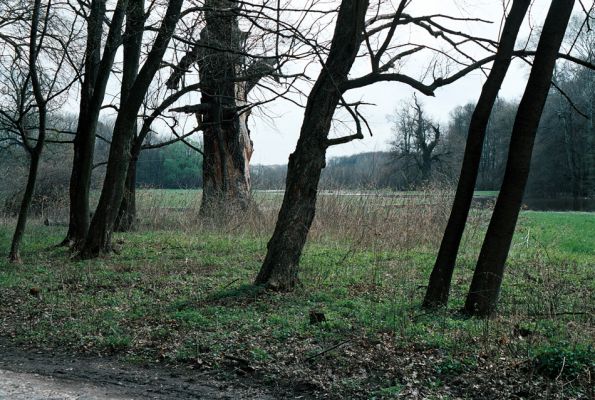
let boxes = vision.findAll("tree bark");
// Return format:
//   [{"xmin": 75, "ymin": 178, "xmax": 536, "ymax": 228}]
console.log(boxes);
[
  {"xmin": 80, "ymin": 0, "xmax": 183, "ymax": 258},
  {"xmin": 9, "ymin": 150, "xmax": 41, "ymax": 263},
  {"xmin": 115, "ymin": 153, "xmax": 137, "ymax": 231},
  {"xmin": 254, "ymin": 0, "xmax": 369, "ymax": 291},
  {"xmin": 196, "ymin": 0, "xmax": 254, "ymax": 218},
  {"xmin": 166, "ymin": 0, "xmax": 279, "ymax": 219},
  {"xmin": 422, "ymin": 0, "xmax": 530, "ymax": 309},
  {"xmin": 464, "ymin": 0, "xmax": 574, "ymax": 317},
  {"xmin": 115, "ymin": 0, "xmax": 144, "ymax": 232},
  {"xmin": 64, "ymin": 0, "xmax": 125, "ymax": 247}
]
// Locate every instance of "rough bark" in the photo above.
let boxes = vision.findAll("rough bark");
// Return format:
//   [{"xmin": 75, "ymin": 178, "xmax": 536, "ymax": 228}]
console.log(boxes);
[
  {"xmin": 463, "ymin": 0, "xmax": 574, "ymax": 317},
  {"xmin": 254, "ymin": 0, "xmax": 369, "ymax": 291},
  {"xmin": 166, "ymin": 0, "xmax": 278, "ymax": 219},
  {"xmin": 115, "ymin": 0, "xmax": 144, "ymax": 232},
  {"xmin": 64, "ymin": 0, "xmax": 125, "ymax": 247},
  {"xmin": 80, "ymin": 0, "xmax": 183, "ymax": 258},
  {"xmin": 196, "ymin": 0, "xmax": 253, "ymax": 218},
  {"xmin": 422, "ymin": 0, "xmax": 530, "ymax": 309}
]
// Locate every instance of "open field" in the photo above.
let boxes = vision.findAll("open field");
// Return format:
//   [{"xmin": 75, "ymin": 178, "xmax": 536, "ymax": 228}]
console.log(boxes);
[{"xmin": 0, "ymin": 191, "xmax": 593, "ymax": 399}]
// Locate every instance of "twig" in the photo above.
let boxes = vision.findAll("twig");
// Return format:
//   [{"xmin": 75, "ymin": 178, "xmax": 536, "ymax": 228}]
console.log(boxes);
[{"xmin": 303, "ymin": 339, "xmax": 351, "ymax": 362}]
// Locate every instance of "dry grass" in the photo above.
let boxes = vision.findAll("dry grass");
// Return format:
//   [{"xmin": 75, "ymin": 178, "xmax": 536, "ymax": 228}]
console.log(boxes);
[{"xmin": 129, "ymin": 185, "xmax": 490, "ymax": 253}]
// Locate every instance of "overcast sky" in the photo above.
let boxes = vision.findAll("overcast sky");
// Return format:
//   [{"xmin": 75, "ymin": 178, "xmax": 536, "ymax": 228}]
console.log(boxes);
[{"xmin": 248, "ymin": 0, "xmax": 582, "ymax": 165}]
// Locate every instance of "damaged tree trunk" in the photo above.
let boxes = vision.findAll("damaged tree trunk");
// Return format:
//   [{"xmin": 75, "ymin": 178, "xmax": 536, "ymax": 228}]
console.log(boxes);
[
  {"xmin": 464, "ymin": 0, "xmax": 574, "ymax": 317},
  {"xmin": 254, "ymin": 0, "xmax": 369, "ymax": 290},
  {"xmin": 167, "ymin": 0, "xmax": 277, "ymax": 219},
  {"xmin": 422, "ymin": 0, "xmax": 530, "ymax": 309}
]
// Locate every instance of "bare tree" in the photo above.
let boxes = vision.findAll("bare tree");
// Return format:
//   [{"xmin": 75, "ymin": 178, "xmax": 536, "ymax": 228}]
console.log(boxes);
[
  {"xmin": 422, "ymin": 0, "xmax": 531, "ymax": 309},
  {"xmin": 0, "ymin": 0, "xmax": 80, "ymax": 261},
  {"xmin": 464, "ymin": 0, "xmax": 575, "ymax": 317},
  {"xmin": 166, "ymin": 0, "xmax": 311, "ymax": 219},
  {"xmin": 390, "ymin": 94, "xmax": 443, "ymax": 186},
  {"xmin": 113, "ymin": 0, "xmax": 146, "ymax": 232},
  {"xmin": 254, "ymin": 0, "xmax": 506, "ymax": 291},
  {"xmin": 79, "ymin": 0, "xmax": 185, "ymax": 258},
  {"xmin": 63, "ymin": 0, "xmax": 127, "ymax": 248}
]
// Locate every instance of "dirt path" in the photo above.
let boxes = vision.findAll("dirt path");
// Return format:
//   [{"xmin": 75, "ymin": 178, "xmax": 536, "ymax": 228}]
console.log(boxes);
[
  {"xmin": 0, "ymin": 369, "xmax": 136, "ymax": 399},
  {"xmin": 0, "ymin": 342, "xmax": 276, "ymax": 399}
]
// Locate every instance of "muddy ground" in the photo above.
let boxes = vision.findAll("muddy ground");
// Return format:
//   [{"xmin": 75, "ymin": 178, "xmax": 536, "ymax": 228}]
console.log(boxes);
[{"xmin": 0, "ymin": 341, "xmax": 280, "ymax": 399}]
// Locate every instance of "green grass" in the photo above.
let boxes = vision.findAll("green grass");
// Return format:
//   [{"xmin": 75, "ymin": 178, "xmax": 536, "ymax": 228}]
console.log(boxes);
[{"xmin": 0, "ymin": 211, "xmax": 593, "ymax": 398}]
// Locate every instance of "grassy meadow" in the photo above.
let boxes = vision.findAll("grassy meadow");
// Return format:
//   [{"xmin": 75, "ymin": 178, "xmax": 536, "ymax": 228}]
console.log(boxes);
[{"xmin": 0, "ymin": 189, "xmax": 593, "ymax": 399}]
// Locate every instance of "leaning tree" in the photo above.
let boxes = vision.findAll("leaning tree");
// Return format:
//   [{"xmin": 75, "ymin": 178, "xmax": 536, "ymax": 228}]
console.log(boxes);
[
  {"xmin": 422, "ymin": 0, "xmax": 531, "ymax": 309},
  {"xmin": 254, "ymin": 0, "xmax": 502, "ymax": 290},
  {"xmin": 63, "ymin": 0, "xmax": 128, "ymax": 247},
  {"xmin": 464, "ymin": 0, "xmax": 576, "ymax": 316}
]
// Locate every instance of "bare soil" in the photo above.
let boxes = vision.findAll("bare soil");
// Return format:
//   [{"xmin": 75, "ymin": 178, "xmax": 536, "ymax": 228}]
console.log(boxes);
[{"xmin": 0, "ymin": 340, "xmax": 277, "ymax": 399}]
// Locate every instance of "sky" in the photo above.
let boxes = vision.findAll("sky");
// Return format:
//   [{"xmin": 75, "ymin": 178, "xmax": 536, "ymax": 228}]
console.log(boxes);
[{"xmin": 247, "ymin": 0, "xmax": 576, "ymax": 165}]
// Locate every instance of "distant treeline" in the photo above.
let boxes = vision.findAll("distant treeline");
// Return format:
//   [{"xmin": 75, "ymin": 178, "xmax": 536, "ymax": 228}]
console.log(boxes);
[
  {"xmin": 253, "ymin": 68, "xmax": 595, "ymax": 204},
  {"xmin": 2, "ymin": 67, "xmax": 593, "ymax": 203}
]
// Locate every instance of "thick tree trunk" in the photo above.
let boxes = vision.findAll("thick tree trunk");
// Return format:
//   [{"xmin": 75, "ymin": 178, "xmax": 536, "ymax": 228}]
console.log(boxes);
[
  {"xmin": 196, "ymin": 0, "xmax": 254, "ymax": 218},
  {"xmin": 254, "ymin": 0, "xmax": 369, "ymax": 291},
  {"xmin": 63, "ymin": 0, "xmax": 124, "ymax": 247},
  {"xmin": 420, "ymin": 152, "xmax": 432, "ymax": 183},
  {"xmin": 80, "ymin": 0, "xmax": 183, "ymax": 258},
  {"xmin": 422, "ymin": 0, "xmax": 530, "ymax": 309},
  {"xmin": 464, "ymin": 0, "xmax": 574, "ymax": 317},
  {"xmin": 199, "ymin": 104, "xmax": 253, "ymax": 217},
  {"xmin": 9, "ymin": 151, "xmax": 41, "ymax": 263}
]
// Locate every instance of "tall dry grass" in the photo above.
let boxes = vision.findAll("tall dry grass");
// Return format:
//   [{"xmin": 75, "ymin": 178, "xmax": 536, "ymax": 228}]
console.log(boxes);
[{"xmin": 130, "ymin": 184, "xmax": 492, "ymax": 252}]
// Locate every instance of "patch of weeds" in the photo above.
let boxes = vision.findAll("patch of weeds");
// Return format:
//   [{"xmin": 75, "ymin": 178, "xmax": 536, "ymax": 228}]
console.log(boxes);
[
  {"xmin": 531, "ymin": 343, "xmax": 594, "ymax": 379},
  {"xmin": 250, "ymin": 347, "xmax": 271, "ymax": 362},
  {"xmin": 174, "ymin": 309, "xmax": 210, "ymax": 327},
  {"xmin": 101, "ymin": 333, "xmax": 132, "ymax": 352},
  {"xmin": 435, "ymin": 356, "xmax": 476, "ymax": 376}
]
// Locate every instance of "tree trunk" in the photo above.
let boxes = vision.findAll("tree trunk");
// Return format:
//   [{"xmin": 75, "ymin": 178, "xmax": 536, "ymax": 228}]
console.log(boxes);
[
  {"xmin": 63, "ymin": 0, "xmax": 124, "ymax": 247},
  {"xmin": 80, "ymin": 0, "xmax": 183, "ymax": 258},
  {"xmin": 422, "ymin": 0, "xmax": 530, "ymax": 309},
  {"xmin": 464, "ymin": 0, "xmax": 574, "ymax": 317},
  {"xmin": 9, "ymin": 0, "xmax": 46, "ymax": 262},
  {"xmin": 9, "ymin": 151, "xmax": 41, "ymax": 263},
  {"xmin": 114, "ymin": 0, "xmax": 144, "ymax": 232},
  {"xmin": 196, "ymin": 0, "xmax": 254, "ymax": 218},
  {"xmin": 588, "ymin": 72, "xmax": 595, "ymax": 197},
  {"xmin": 115, "ymin": 153, "xmax": 137, "ymax": 231},
  {"xmin": 254, "ymin": 0, "xmax": 369, "ymax": 291},
  {"xmin": 199, "ymin": 103, "xmax": 253, "ymax": 217}
]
